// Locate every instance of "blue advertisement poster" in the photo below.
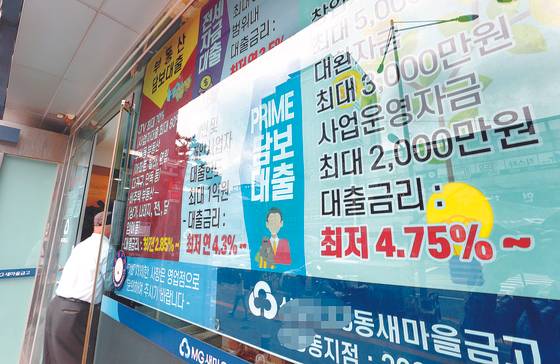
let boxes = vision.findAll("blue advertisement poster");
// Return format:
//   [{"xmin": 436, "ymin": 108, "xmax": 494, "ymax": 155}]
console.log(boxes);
[{"xmin": 240, "ymin": 72, "xmax": 306, "ymax": 275}]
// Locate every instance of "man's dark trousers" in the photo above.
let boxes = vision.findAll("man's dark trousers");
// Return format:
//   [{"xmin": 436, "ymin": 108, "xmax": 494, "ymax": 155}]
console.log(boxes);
[{"xmin": 43, "ymin": 296, "xmax": 89, "ymax": 364}]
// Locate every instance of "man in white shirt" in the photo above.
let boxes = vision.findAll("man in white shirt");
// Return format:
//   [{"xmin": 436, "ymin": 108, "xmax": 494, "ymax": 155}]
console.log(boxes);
[{"xmin": 43, "ymin": 211, "xmax": 111, "ymax": 364}]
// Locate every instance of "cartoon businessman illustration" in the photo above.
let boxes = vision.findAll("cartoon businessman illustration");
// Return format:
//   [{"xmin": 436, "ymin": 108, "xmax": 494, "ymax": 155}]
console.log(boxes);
[{"xmin": 255, "ymin": 207, "xmax": 291, "ymax": 269}]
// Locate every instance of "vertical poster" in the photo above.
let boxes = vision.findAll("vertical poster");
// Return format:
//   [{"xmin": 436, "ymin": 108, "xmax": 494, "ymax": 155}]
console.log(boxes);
[
  {"xmin": 240, "ymin": 72, "xmax": 306, "ymax": 275},
  {"xmin": 118, "ymin": 10, "xmax": 219, "ymax": 328},
  {"xmin": 117, "ymin": 0, "xmax": 319, "ymax": 329}
]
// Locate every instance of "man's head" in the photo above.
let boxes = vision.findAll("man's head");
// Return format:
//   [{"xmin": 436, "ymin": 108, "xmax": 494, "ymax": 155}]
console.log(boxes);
[
  {"xmin": 93, "ymin": 211, "xmax": 112, "ymax": 237},
  {"xmin": 265, "ymin": 208, "xmax": 283, "ymax": 236}
]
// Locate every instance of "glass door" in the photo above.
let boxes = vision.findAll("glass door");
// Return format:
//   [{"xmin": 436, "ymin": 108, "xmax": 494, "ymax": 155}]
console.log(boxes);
[{"xmin": 81, "ymin": 99, "xmax": 137, "ymax": 364}]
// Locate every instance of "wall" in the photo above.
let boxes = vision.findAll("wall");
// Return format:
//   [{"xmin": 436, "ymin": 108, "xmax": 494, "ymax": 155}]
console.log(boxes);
[
  {"xmin": 0, "ymin": 155, "xmax": 58, "ymax": 363},
  {"xmin": 0, "ymin": 119, "xmax": 68, "ymax": 363},
  {"xmin": 0, "ymin": 119, "xmax": 68, "ymax": 163}
]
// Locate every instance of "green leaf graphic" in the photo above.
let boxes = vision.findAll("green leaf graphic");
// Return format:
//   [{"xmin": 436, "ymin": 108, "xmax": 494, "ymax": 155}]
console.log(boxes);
[
  {"xmin": 509, "ymin": 24, "xmax": 547, "ymax": 54},
  {"xmin": 449, "ymin": 108, "xmax": 480, "ymax": 126}
]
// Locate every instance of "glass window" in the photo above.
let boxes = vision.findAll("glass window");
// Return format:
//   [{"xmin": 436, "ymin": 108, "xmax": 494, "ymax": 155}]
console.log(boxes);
[{"xmin": 97, "ymin": 1, "xmax": 560, "ymax": 363}]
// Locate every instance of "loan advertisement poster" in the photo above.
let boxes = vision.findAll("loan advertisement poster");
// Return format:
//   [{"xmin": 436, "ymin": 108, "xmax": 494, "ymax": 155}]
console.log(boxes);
[{"xmin": 116, "ymin": 0, "xmax": 560, "ymax": 363}]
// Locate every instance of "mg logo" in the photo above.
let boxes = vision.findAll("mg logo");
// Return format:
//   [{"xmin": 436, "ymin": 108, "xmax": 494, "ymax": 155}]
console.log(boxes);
[
  {"xmin": 248, "ymin": 281, "xmax": 278, "ymax": 319},
  {"xmin": 179, "ymin": 337, "xmax": 190, "ymax": 359},
  {"xmin": 178, "ymin": 336, "xmax": 226, "ymax": 364}
]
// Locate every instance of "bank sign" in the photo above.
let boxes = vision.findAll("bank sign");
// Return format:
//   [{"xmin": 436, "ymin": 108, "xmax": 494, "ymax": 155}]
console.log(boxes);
[{"xmin": 179, "ymin": 336, "xmax": 230, "ymax": 364}]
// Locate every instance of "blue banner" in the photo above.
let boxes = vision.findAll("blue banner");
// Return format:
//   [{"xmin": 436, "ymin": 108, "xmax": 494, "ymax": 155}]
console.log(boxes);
[{"xmin": 215, "ymin": 267, "xmax": 559, "ymax": 363}]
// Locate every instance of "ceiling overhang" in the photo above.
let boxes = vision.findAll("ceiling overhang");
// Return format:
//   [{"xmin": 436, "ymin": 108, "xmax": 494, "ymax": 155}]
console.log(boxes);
[{"xmin": 2, "ymin": 0, "xmax": 178, "ymax": 134}]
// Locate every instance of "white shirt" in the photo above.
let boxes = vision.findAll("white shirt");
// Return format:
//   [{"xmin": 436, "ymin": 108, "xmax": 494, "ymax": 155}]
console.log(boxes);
[{"xmin": 56, "ymin": 233, "xmax": 109, "ymax": 304}]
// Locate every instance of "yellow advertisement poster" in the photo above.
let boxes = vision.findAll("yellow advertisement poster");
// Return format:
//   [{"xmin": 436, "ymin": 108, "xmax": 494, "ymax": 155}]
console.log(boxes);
[{"xmin": 142, "ymin": 11, "xmax": 200, "ymax": 108}]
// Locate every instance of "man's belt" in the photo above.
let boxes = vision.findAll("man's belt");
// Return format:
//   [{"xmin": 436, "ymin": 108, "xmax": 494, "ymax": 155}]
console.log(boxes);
[{"xmin": 57, "ymin": 295, "xmax": 89, "ymax": 304}]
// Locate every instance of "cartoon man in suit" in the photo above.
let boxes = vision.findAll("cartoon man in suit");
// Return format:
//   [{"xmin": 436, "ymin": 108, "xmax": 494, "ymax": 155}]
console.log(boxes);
[{"xmin": 256, "ymin": 208, "xmax": 291, "ymax": 269}]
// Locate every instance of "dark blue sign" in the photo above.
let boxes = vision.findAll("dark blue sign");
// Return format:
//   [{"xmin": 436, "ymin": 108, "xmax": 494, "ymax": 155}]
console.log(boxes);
[
  {"xmin": 0, "ymin": 268, "xmax": 35, "ymax": 279},
  {"xmin": 101, "ymin": 296, "xmax": 247, "ymax": 364},
  {"xmin": 0, "ymin": 124, "xmax": 20, "ymax": 144},
  {"xmin": 216, "ymin": 267, "xmax": 559, "ymax": 363}
]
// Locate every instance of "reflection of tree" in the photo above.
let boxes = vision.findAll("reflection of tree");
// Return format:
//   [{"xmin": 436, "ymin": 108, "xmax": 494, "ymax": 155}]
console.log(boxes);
[
  {"xmin": 469, "ymin": 293, "xmax": 560, "ymax": 363},
  {"xmin": 177, "ymin": 134, "xmax": 208, "ymax": 165},
  {"xmin": 378, "ymin": 15, "xmax": 478, "ymax": 183},
  {"xmin": 175, "ymin": 131, "xmax": 190, "ymax": 163},
  {"xmin": 179, "ymin": 133, "xmax": 224, "ymax": 182}
]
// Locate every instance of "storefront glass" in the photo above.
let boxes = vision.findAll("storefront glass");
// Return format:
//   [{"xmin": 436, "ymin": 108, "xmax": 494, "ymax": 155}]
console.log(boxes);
[{"xmin": 93, "ymin": 0, "xmax": 560, "ymax": 363}]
